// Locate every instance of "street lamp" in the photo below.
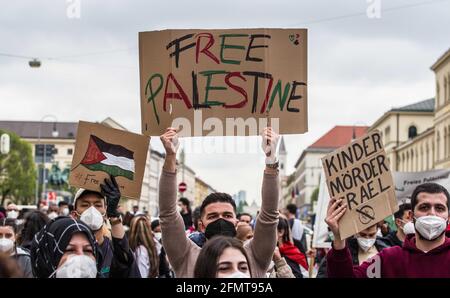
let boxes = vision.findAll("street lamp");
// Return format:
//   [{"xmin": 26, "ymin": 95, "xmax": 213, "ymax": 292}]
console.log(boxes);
[{"xmin": 35, "ymin": 115, "xmax": 59, "ymax": 206}]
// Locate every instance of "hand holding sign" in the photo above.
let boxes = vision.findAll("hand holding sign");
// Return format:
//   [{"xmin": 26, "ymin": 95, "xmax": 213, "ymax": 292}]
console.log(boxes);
[
  {"xmin": 261, "ymin": 127, "xmax": 280, "ymax": 164},
  {"xmin": 100, "ymin": 175, "xmax": 121, "ymax": 218},
  {"xmin": 160, "ymin": 127, "xmax": 180, "ymax": 156},
  {"xmin": 324, "ymin": 197, "xmax": 347, "ymax": 249}
]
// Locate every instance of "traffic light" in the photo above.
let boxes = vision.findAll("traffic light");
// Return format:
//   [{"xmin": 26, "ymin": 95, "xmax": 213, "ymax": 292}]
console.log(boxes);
[{"xmin": 35, "ymin": 144, "xmax": 57, "ymax": 161}]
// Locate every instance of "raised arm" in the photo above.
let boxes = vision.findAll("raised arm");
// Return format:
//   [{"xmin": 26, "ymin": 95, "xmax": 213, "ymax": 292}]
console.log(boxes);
[
  {"xmin": 247, "ymin": 127, "xmax": 280, "ymax": 271},
  {"xmin": 158, "ymin": 128, "xmax": 194, "ymax": 271}
]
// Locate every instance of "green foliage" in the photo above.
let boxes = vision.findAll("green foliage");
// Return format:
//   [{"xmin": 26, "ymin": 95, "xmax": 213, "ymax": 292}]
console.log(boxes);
[{"xmin": 0, "ymin": 130, "xmax": 36, "ymax": 205}]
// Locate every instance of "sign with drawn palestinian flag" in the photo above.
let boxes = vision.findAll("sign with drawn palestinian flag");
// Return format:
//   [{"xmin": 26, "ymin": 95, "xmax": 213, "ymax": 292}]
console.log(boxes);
[{"xmin": 69, "ymin": 121, "xmax": 150, "ymax": 199}]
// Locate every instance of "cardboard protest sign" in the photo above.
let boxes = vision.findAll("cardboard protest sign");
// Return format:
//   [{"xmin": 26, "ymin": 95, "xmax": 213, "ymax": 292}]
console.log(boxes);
[
  {"xmin": 394, "ymin": 169, "xmax": 450, "ymax": 204},
  {"xmin": 321, "ymin": 130, "xmax": 398, "ymax": 240},
  {"xmin": 69, "ymin": 121, "xmax": 150, "ymax": 200},
  {"xmin": 139, "ymin": 29, "xmax": 307, "ymax": 136}
]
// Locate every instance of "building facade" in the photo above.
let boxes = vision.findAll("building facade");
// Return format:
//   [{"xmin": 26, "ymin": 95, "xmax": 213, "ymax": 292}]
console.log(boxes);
[
  {"xmin": 285, "ymin": 126, "xmax": 368, "ymax": 218},
  {"xmin": 370, "ymin": 48, "xmax": 450, "ymax": 173},
  {"xmin": 195, "ymin": 177, "xmax": 216, "ymax": 208}
]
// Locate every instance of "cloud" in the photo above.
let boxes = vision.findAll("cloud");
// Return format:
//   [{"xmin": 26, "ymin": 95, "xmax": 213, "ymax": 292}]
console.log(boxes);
[{"xmin": 0, "ymin": 0, "xmax": 449, "ymax": 205}]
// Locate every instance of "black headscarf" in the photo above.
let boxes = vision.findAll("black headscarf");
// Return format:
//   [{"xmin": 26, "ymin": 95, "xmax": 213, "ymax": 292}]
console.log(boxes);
[{"xmin": 30, "ymin": 216, "xmax": 99, "ymax": 278}]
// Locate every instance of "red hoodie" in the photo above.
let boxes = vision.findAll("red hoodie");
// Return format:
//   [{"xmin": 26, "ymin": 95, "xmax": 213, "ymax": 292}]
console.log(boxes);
[{"xmin": 327, "ymin": 234, "xmax": 450, "ymax": 277}]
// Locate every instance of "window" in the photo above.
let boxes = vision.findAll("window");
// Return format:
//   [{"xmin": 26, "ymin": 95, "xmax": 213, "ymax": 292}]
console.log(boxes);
[
  {"xmin": 408, "ymin": 126, "xmax": 417, "ymax": 139},
  {"xmin": 384, "ymin": 126, "xmax": 391, "ymax": 143},
  {"xmin": 67, "ymin": 148, "xmax": 73, "ymax": 155}
]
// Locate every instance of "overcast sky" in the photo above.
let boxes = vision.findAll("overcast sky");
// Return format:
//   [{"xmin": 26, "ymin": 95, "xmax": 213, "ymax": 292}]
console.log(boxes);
[{"xmin": 1, "ymin": 0, "xmax": 449, "ymax": 205}]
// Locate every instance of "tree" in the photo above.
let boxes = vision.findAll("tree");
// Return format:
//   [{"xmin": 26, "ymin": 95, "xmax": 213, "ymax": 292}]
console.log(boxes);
[
  {"xmin": 310, "ymin": 187, "xmax": 319, "ymax": 205},
  {"xmin": 0, "ymin": 129, "xmax": 36, "ymax": 206}
]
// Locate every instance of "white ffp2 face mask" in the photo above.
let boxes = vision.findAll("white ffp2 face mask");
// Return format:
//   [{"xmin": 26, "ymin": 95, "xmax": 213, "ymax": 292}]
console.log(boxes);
[
  {"xmin": 222, "ymin": 271, "xmax": 250, "ymax": 278},
  {"xmin": 402, "ymin": 221, "xmax": 416, "ymax": 235},
  {"xmin": 356, "ymin": 237, "xmax": 376, "ymax": 252},
  {"xmin": 7, "ymin": 211, "xmax": 18, "ymax": 219},
  {"xmin": 0, "ymin": 238, "xmax": 14, "ymax": 253},
  {"xmin": 55, "ymin": 254, "xmax": 97, "ymax": 278},
  {"xmin": 80, "ymin": 206, "xmax": 104, "ymax": 231},
  {"xmin": 414, "ymin": 215, "xmax": 447, "ymax": 241}
]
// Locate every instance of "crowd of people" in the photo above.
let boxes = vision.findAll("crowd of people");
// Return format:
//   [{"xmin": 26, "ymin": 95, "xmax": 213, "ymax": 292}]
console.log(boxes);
[{"xmin": 1, "ymin": 126, "xmax": 450, "ymax": 278}]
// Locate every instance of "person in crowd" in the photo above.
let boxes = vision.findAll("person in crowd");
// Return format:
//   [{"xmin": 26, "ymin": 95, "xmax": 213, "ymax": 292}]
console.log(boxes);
[
  {"xmin": 46, "ymin": 204, "xmax": 59, "ymax": 220},
  {"xmin": 277, "ymin": 217, "xmax": 308, "ymax": 278},
  {"xmin": 58, "ymin": 201, "xmax": 70, "ymax": 216},
  {"xmin": 159, "ymin": 127, "xmax": 279, "ymax": 277},
  {"xmin": 0, "ymin": 254, "xmax": 23, "ymax": 278},
  {"xmin": 284, "ymin": 203, "xmax": 308, "ymax": 256},
  {"xmin": 237, "ymin": 213, "xmax": 253, "ymax": 225},
  {"xmin": 31, "ymin": 216, "xmax": 99, "ymax": 278},
  {"xmin": 0, "ymin": 218, "xmax": 33, "ymax": 277},
  {"xmin": 70, "ymin": 175, "xmax": 140, "ymax": 278},
  {"xmin": 0, "ymin": 207, "xmax": 6, "ymax": 219},
  {"xmin": 19, "ymin": 210, "xmax": 49, "ymax": 250},
  {"xmin": 326, "ymin": 182, "xmax": 450, "ymax": 277},
  {"xmin": 236, "ymin": 222, "xmax": 254, "ymax": 242},
  {"xmin": 178, "ymin": 197, "xmax": 193, "ymax": 231},
  {"xmin": 188, "ymin": 207, "xmax": 206, "ymax": 247},
  {"xmin": 132, "ymin": 205, "xmax": 139, "ymax": 215},
  {"xmin": 129, "ymin": 215, "xmax": 159, "ymax": 278},
  {"xmin": 267, "ymin": 246, "xmax": 295, "ymax": 278},
  {"xmin": 194, "ymin": 236, "xmax": 251, "ymax": 278},
  {"xmin": 150, "ymin": 218, "xmax": 174, "ymax": 278},
  {"xmin": 380, "ymin": 203, "xmax": 414, "ymax": 247},
  {"xmin": 6, "ymin": 203, "xmax": 19, "ymax": 220},
  {"xmin": 317, "ymin": 224, "xmax": 389, "ymax": 278},
  {"xmin": 377, "ymin": 220, "xmax": 390, "ymax": 237}
]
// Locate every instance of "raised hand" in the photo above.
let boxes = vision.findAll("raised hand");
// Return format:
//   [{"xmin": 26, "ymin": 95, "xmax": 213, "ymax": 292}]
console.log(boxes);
[
  {"xmin": 324, "ymin": 197, "xmax": 347, "ymax": 249},
  {"xmin": 261, "ymin": 127, "xmax": 280, "ymax": 165},
  {"xmin": 160, "ymin": 127, "xmax": 179, "ymax": 156},
  {"xmin": 100, "ymin": 174, "xmax": 121, "ymax": 218}
]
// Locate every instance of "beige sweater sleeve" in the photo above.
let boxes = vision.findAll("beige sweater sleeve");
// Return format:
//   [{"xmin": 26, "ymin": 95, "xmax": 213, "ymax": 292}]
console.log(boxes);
[
  {"xmin": 245, "ymin": 170, "xmax": 279, "ymax": 276},
  {"xmin": 158, "ymin": 169, "xmax": 195, "ymax": 273}
]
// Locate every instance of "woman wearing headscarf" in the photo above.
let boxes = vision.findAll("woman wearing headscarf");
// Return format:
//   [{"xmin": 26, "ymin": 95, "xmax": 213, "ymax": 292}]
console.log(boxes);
[{"xmin": 30, "ymin": 216, "xmax": 100, "ymax": 278}]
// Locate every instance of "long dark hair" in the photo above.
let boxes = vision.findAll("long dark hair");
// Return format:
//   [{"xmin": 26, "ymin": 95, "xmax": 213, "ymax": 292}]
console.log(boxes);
[
  {"xmin": 277, "ymin": 217, "xmax": 292, "ymax": 244},
  {"xmin": 19, "ymin": 210, "xmax": 49, "ymax": 247},
  {"xmin": 194, "ymin": 236, "xmax": 252, "ymax": 278},
  {"xmin": 128, "ymin": 215, "xmax": 159, "ymax": 278}
]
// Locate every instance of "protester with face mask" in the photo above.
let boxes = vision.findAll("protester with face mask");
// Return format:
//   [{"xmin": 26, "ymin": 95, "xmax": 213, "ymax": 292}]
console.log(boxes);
[
  {"xmin": 70, "ymin": 175, "xmax": 140, "ymax": 278},
  {"xmin": 58, "ymin": 201, "xmax": 70, "ymax": 216},
  {"xmin": 194, "ymin": 236, "xmax": 252, "ymax": 278},
  {"xmin": 326, "ymin": 182, "xmax": 450, "ymax": 277},
  {"xmin": 150, "ymin": 219, "xmax": 173, "ymax": 278},
  {"xmin": 19, "ymin": 210, "xmax": 49, "ymax": 251},
  {"xmin": 30, "ymin": 216, "xmax": 99, "ymax": 278},
  {"xmin": 0, "ymin": 218, "xmax": 33, "ymax": 277},
  {"xmin": 159, "ymin": 127, "xmax": 279, "ymax": 277},
  {"xmin": 380, "ymin": 203, "xmax": 414, "ymax": 247},
  {"xmin": 6, "ymin": 203, "xmax": 19, "ymax": 220}
]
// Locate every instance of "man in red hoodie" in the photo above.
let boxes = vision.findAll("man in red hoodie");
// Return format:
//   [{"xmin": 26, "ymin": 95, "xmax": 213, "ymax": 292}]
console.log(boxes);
[{"xmin": 325, "ymin": 182, "xmax": 450, "ymax": 278}]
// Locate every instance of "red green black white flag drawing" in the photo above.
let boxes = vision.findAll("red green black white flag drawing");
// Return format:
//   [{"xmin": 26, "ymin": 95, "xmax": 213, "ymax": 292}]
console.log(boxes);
[{"xmin": 79, "ymin": 135, "xmax": 135, "ymax": 180}]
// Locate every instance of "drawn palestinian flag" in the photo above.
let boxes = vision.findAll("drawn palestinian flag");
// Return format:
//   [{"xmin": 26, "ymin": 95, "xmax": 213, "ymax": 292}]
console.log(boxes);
[{"xmin": 79, "ymin": 135, "xmax": 135, "ymax": 180}]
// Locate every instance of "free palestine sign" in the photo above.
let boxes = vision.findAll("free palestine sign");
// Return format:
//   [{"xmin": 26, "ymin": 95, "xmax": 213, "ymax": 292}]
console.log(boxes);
[{"xmin": 139, "ymin": 28, "xmax": 308, "ymax": 137}]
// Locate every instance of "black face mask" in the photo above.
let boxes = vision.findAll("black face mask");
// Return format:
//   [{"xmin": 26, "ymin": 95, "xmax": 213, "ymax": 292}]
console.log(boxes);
[{"xmin": 204, "ymin": 218, "xmax": 237, "ymax": 239}]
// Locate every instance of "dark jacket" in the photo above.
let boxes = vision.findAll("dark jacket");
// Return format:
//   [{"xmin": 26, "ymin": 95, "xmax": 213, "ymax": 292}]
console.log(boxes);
[
  {"xmin": 317, "ymin": 236, "xmax": 389, "ymax": 278},
  {"xmin": 181, "ymin": 212, "xmax": 193, "ymax": 230},
  {"xmin": 327, "ymin": 235, "xmax": 450, "ymax": 278},
  {"xmin": 12, "ymin": 247, "xmax": 33, "ymax": 278},
  {"xmin": 98, "ymin": 236, "xmax": 141, "ymax": 278},
  {"xmin": 380, "ymin": 231, "xmax": 403, "ymax": 247}
]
